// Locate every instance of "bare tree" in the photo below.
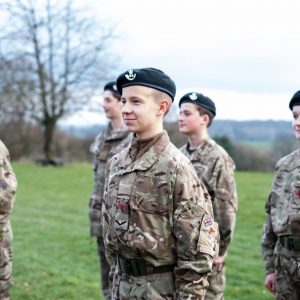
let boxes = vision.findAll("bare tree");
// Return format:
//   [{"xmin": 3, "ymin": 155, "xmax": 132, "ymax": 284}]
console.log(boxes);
[{"xmin": 0, "ymin": 0, "xmax": 118, "ymax": 161}]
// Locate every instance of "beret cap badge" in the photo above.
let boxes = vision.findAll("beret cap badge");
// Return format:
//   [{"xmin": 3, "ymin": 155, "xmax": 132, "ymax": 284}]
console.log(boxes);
[
  {"xmin": 189, "ymin": 92, "xmax": 198, "ymax": 101},
  {"xmin": 125, "ymin": 69, "xmax": 136, "ymax": 81}
]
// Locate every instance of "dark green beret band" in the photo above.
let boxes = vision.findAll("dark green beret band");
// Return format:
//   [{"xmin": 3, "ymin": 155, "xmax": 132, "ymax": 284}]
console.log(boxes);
[
  {"xmin": 104, "ymin": 81, "xmax": 120, "ymax": 96},
  {"xmin": 179, "ymin": 92, "xmax": 216, "ymax": 116},
  {"xmin": 116, "ymin": 67, "xmax": 176, "ymax": 101},
  {"xmin": 289, "ymin": 90, "xmax": 300, "ymax": 110}
]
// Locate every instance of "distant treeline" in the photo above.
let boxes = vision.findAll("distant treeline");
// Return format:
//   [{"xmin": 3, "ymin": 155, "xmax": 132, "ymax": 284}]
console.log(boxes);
[
  {"xmin": 208, "ymin": 120, "xmax": 293, "ymax": 142},
  {"xmin": 61, "ymin": 119, "xmax": 294, "ymax": 142},
  {"xmin": 2, "ymin": 119, "xmax": 298, "ymax": 171},
  {"xmin": 164, "ymin": 121, "xmax": 297, "ymax": 172}
]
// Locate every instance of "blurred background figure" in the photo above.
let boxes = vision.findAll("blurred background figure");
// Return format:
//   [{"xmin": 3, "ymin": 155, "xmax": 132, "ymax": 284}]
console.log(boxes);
[
  {"xmin": 88, "ymin": 81, "xmax": 131, "ymax": 299},
  {"xmin": 0, "ymin": 140, "xmax": 17, "ymax": 300},
  {"xmin": 178, "ymin": 92, "xmax": 238, "ymax": 300},
  {"xmin": 262, "ymin": 90, "xmax": 300, "ymax": 299}
]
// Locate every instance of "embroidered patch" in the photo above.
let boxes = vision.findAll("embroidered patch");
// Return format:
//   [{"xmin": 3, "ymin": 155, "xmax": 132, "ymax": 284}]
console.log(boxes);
[
  {"xmin": 209, "ymin": 227, "xmax": 216, "ymax": 234},
  {"xmin": 295, "ymin": 191, "xmax": 300, "ymax": 198},
  {"xmin": 116, "ymin": 203, "xmax": 127, "ymax": 210},
  {"xmin": 0, "ymin": 182, "xmax": 7, "ymax": 190},
  {"xmin": 204, "ymin": 216, "xmax": 213, "ymax": 227},
  {"xmin": 115, "ymin": 219, "xmax": 126, "ymax": 226}
]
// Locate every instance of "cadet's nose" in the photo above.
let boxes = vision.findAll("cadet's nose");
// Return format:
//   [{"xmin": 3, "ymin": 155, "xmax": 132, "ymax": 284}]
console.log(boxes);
[{"xmin": 122, "ymin": 102, "xmax": 131, "ymax": 114}]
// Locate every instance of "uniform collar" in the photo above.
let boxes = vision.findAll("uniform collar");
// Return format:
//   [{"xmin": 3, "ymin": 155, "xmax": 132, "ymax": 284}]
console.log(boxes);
[
  {"xmin": 118, "ymin": 131, "xmax": 170, "ymax": 173},
  {"xmin": 105, "ymin": 122, "xmax": 130, "ymax": 141}
]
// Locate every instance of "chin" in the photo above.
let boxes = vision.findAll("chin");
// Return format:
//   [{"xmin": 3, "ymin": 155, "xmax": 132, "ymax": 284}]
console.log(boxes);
[
  {"xmin": 125, "ymin": 125, "xmax": 136, "ymax": 132},
  {"xmin": 179, "ymin": 130, "xmax": 189, "ymax": 135}
]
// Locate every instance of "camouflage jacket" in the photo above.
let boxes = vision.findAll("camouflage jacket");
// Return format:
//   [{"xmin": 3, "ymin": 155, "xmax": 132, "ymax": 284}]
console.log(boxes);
[
  {"xmin": 89, "ymin": 123, "xmax": 131, "ymax": 237},
  {"xmin": 103, "ymin": 131, "xmax": 219, "ymax": 299},
  {"xmin": 180, "ymin": 137, "xmax": 238, "ymax": 256},
  {"xmin": 0, "ymin": 140, "xmax": 17, "ymax": 241},
  {"xmin": 262, "ymin": 148, "xmax": 300, "ymax": 274}
]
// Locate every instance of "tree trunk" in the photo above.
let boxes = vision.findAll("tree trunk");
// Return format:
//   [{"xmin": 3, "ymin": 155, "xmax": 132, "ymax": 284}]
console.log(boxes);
[{"xmin": 43, "ymin": 118, "xmax": 56, "ymax": 161}]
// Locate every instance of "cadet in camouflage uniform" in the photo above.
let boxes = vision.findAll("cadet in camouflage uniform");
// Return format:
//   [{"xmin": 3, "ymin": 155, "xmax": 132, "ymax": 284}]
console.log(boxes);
[
  {"xmin": 102, "ymin": 68, "xmax": 219, "ymax": 299},
  {"xmin": 178, "ymin": 92, "xmax": 238, "ymax": 300},
  {"xmin": 261, "ymin": 90, "xmax": 300, "ymax": 299},
  {"xmin": 0, "ymin": 140, "xmax": 17, "ymax": 300},
  {"xmin": 89, "ymin": 81, "xmax": 131, "ymax": 299}
]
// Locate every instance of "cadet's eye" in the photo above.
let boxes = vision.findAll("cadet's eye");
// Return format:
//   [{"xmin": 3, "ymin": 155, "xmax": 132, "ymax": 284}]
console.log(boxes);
[
  {"xmin": 293, "ymin": 113, "xmax": 298, "ymax": 120},
  {"xmin": 103, "ymin": 97, "xmax": 112, "ymax": 103},
  {"xmin": 132, "ymin": 99, "xmax": 141, "ymax": 105},
  {"xmin": 121, "ymin": 99, "xmax": 126, "ymax": 105}
]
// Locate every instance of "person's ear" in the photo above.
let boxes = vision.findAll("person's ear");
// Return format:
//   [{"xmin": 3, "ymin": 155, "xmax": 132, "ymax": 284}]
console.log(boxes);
[
  {"xmin": 157, "ymin": 99, "xmax": 169, "ymax": 116},
  {"xmin": 202, "ymin": 114, "xmax": 210, "ymax": 125}
]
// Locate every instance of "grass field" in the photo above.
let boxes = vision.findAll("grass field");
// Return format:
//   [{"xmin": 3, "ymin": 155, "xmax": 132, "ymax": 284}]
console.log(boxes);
[{"xmin": 10, "ymin": 163, "xmax": 275, "ymax": 299}]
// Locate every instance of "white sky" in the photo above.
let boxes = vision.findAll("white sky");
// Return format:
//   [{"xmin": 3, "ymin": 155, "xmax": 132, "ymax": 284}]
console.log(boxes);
[{"xmin": 62, "ymin": 0, "xmax": 300, "ymax": 125}]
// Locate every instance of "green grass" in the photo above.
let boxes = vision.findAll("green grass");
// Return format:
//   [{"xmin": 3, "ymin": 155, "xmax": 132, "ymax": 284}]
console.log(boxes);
[
  {"xmin": 225, "ymin": 172, "xmax": 274, "ymax": 300},
  {"xmin": 11, "ymin": 163, "xmax": 100, "ymax": 300},
  {"xmin": 10, "ymin": 163, "xmax": 275, "ymax": 299}
]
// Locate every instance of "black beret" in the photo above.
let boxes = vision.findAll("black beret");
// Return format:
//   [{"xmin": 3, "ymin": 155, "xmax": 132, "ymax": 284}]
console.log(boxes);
[
  {"xmin": 179, "ymin": 92, "xmax": 216, "ymax": 116},
  {"xmin": 103, "ymin": 81, "xmax": 120, "ymax": 96},
  {"xmin": 289, "ymin": 90, "xmax": 300, "ymax": 110},
  {"xmin": 116, "ymin": 67, "xmax": 176, "ymax": 101}
]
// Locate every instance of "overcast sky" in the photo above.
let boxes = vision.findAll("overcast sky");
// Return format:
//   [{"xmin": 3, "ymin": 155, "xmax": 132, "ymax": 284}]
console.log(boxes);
[{"xmin": 63, "ymin": 0, "xmax": 300, "ymax": 125}]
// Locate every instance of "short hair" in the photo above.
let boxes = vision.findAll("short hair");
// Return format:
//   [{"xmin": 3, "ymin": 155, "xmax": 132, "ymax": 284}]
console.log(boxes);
[
  {"xmin": 104, "ymin": 89, "xmax": 121, "ymax": 101},
  {"xmin": 196, "ymin": 106, "xmax": 215, "ymax": 127},
  {"xmin": 111, "ymin": 91, "xmax": 121, "ymax": 101},
  {"xmin": 152, "ymin": 89, "xmax": 172, "ymax": 116}
]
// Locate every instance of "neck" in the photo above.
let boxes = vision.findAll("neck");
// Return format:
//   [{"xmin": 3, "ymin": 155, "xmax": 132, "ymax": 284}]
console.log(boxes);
[
  {"xmin": 136, "ymin": 123, "xmax": 164, "ymax": 140},
  {"xmin": 110, "ymin": 116, "xmax": 124, "ymax": 131},
  {"xmin": 188, "ymin": 130, "xmax": 208, "ymax": 149}
]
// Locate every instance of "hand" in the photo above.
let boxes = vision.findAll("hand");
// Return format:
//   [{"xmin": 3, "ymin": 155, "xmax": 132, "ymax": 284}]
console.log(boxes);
[
  {"xmin": 213, "ymin": 255, "xmax": 225, "ymax": 266},
  {"xmin": 264, "ymin": 273, "xmax": 276, "ymax": 294}
]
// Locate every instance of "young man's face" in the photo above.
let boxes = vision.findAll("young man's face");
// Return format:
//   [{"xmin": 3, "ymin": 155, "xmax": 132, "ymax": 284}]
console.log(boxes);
[
  {"xmin": 178, "ymin": 102, "xmax": 205, "ymax": 134},
  {"xmin": 102, "ymin": 90, "xmax": 123, "ymax": 120},
  {"xmin": 292, "ymin": 105, "xmax": 300, "ymax": 140},
  {"xmin": 121, "ymin": 85, "xmax": 161, "ymax": 138}
]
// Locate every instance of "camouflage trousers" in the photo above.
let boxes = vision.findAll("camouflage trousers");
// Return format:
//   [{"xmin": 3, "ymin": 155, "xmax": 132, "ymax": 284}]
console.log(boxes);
[
  {"xmin": 0, "ymin": 238, "xmax": 12, "ymax": 300},
  {"xmin": 111, "ymin": 271, "xmax": 176, "ymax": 299},
  {"xmin": 97, "ymin": 237, "xmax": 111, "ymax": 300},
  {"xmin": 0, "ymin": 290, "xmax": 9, "ymax": 300},
  {"xmin": 205, "ymin": 262, "xmax": 225, "ymax": 300},
  {"xmin": 274, "ymin": 248, "xmax": 300, "ymax": 300}
]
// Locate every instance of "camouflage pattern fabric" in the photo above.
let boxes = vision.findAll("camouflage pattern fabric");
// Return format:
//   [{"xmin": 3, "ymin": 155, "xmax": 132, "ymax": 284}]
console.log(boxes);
[
  {"xmin": 0, "ymin": 290, "xmax": 9, "ymax": 300},
  {"xmin": 273, "ymin": 246, "xmax": 300, "ymax": 300},
  {"xmin": 89, "ymin": 123, "xmax": 131, "ymax": 299},
  {"xmin": 180, "ymin": 137, "xmax": 238, "ymax": 299},
  {"xmin": 103, "ymin": 131, "xmax": 219, "ymax": 299},
  {"xmin": 262, "ymin": 148, "xmax": 300, "ymax": 299},
  {"xmin": 204, "ymin": 263, "xmax": 226, "ymax": 300},
  {"xmin": 96, "ymin": 236, "xmax": 111, "ymax": 299},
  {"xmin": 89, "ymin": 123, "xmax": 132, "ymax": 237},
  {"xmin": 0, "ymin": 140, "xmax": 17, "ymax": 299}
]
